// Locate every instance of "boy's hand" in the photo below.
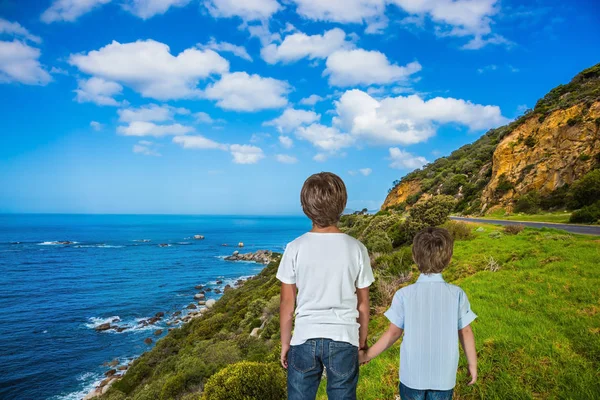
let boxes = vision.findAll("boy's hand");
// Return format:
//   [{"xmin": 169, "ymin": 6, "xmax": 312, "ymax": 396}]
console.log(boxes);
[
  {"xmin": 281, "ymin": 344, "xmax": 290, "ymax": 369},
  {"xmin": 358, "ymin": 349, "xmax": 370, "ymax": 365},
  {"xmin": 467, "ymin": 363, "xmax": 477, "ymax": 385}
]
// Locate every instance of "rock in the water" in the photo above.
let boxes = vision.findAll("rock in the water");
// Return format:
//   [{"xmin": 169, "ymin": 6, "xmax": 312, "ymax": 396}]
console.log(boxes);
[
  {"xmin": 144, "ymin": 337, "xmax": 153, "ymax": 345},
  {"xmin": 173, "ymin": 311, "xmax": 181, "ymax": 316},
  {"xmin": 250, "ymin": 327, "xmax": 261, "ymax": 337},
  {"xmin": 187, "ymin": 303, "xmax": 197, "ymax": 309},
  {"xmin": 232, "ymin": 251, "xmax": 239, "ymax": 256},
  {"xmin": 115, "ymin": 327, "xmax": 128, "ymax": 333},
  {"xmin": 194, "ymin": 235, "xmax": 205, "ymax": 240},
  {"xmin": 214, "ymin": 289, "xmax": 222, "ymax": 294},
  {"xmin": 224, "ymin": 284, "xmax": 232, "ymax": 292},
  {"xmin": 205, "ymin": 287, "xmax": 213, "ymax": 292},
  {"xmin": 117, "ymin": 366, "xmax": 128, "ymax": 371},
  {"xmin": 154, "ymin": 329, "xmax": 163, "ymax": 336},
  {"xmin": 216, "ymin": 280, "xmax": 223, "ymax": 284},
  {"xmin": 206, "ymin": 299, "xmax": 216, "ymax": 309},
  {"xmin": 198, "ymin": 301, "xmax": 206, "ymax": 305},
  {"xmin": 155, "ymin": 312, "xmax": 165, "ymax": 318},
  {"xmin": 194, "ymin": 285, "xmax": 204, "ymax": 290},
  {"xmin": 238, "ymin": 242, "xmax": 244, "ymax": 247},
  {"xmin": 96, "ymin": 323, "xmax": 112, "ymax": 332},
  {"xmin": 194, "ymin": 293, "xmax": 205, "ymax": 300},
  {"xmin": 105, "ymin": 369, "xmax": 116, "ymax": 377}
]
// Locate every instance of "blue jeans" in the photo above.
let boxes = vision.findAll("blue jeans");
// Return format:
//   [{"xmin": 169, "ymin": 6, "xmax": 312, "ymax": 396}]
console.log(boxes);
[
  {"xmin": 400, "ymin": 382, "xmax": 454, "ymax": 400},
  {"xmin": 287, "ymin": 338, "xmax": 359, "ymax": 400}
]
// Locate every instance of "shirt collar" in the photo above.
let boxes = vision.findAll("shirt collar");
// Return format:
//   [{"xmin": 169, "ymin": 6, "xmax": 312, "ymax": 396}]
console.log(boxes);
[{"xmin": 416, "ymin": 273, "xmax": 445, "ymax": 283}]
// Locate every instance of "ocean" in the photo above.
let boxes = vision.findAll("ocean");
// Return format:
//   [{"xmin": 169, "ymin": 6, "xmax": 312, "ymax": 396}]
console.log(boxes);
[{"xmin": 0, "ymin": 214, "xmax": 311, "ymax": 400}]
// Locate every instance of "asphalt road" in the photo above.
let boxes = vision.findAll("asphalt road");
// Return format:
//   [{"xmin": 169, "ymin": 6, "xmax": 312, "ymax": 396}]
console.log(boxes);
[{"xmin": 450, "ymin": 216, "xmax": 600, "ymax": 236}]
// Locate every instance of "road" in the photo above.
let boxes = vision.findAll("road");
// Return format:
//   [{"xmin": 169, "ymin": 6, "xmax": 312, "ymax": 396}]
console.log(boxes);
[{"xmin": 450, "ymin": 216, "xmax": 600, "ymax": 236}]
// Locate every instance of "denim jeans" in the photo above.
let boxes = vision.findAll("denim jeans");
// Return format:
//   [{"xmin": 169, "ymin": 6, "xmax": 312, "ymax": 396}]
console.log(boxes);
[
  {"xmin": 399, "ymin": 382, "xmax": 454, "ymax": 400},
  {"xmin": 287, "ymin": 338, "xmax": 359, "ymax": 400}
]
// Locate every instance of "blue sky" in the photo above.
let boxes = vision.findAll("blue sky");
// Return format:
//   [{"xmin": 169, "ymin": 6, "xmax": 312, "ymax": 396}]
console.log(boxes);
[{"xmin": 0, "ymin": 0, "xmax": 598, "ymax": 215}]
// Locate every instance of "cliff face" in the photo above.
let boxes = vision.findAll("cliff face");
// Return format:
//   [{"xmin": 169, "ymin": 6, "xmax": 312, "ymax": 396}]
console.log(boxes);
[
  {"xmin": 381, "ymin": 180, "xmax": 421, "ymax": 209},
  {"xmin": 481, "ymin": 102, "xmax": 600, "ymax": 212},
  {"xmin": 381, "ymin": 63, "xmax": 600, "ymax": 214}
]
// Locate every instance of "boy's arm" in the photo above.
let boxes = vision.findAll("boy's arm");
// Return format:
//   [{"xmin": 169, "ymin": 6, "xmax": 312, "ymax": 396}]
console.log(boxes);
[
  {"xmin": 279, "ymin": 283, "xmax": 296, "ymax": 369},
  {"xmin": 360, "ymin": 323, "xmax": 403, "ymax": 363},
  {"xmin": 357, "ymin": 287, "xmax": 370, "ymax": 349},
  {"xmin": 458, "ymin": 324, "xmax": 477, "ymax": 385}
]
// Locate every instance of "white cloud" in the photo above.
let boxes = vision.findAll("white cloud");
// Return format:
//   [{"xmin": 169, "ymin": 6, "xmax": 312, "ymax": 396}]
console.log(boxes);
[
  {"xmin": 0, "ymin": 40, "xmax": 51, "ymax": 85},
  {"xmin": 0, "ymin": 18, "xmax": 42, "ymax": 43},
  {"xmin": 90, "ymin": 121, "xmax": 103, "ymax": 130},
  {"xmin": 204, "ymin": 72, "xmax": 290, "ymax": 111},
  {"xmin": 123, "ymin": 0, "xmax": 192, "ymax": 19},
  {"xmin": 172, "ymin": 135, "xmax": 228, "ymax": 150},
  {"xmin": 313, "ymin": 153, "xmax": 328, "ymax": 162},
  {"xmin": 194, "ymin": 111, "xmax": 216, "ymax": 124},
  {"xmin": 264, "ymin": 108, "xmax": 320, "ymax": 133},
  {"xmin": 279, "ymin": 135, "xmax": 294, "ymax": 148},
  {"xmin": 199, "ymin": 38, "xmax": 253, "ymax": 61},
  {"xmin": 477, "ymin": 64, "xmax": 497, "ymax": 74},
  {"xmin": 291, "ymin": 0, "xmax": 385, "ymax": 24},
  {"xmin": 117, "ymin": 121, "xmax": 193, "ymax": 137},
  {"xmin": 74, "ymin": 77, "xmax": 123, "ymax": 106},
  {"xmin": 118, "ymin": 104, "xmax": 189, "ymax": 122},
  {"xmin": 261, "ymin": 28, "xmax": 354, "ymax": 64},
  {"xmin": 299, "ymin": 94, "xmax": 324, "ymax": 106},
  {"xmin": 41, "ymin": 0, "xmax": 112, "ymax": 23},
  {"xmin": 388, "ymin": 147, "xmax": 428, "ymax": 169},
  {"xmin": 333, "ymin": 89, "xmax": 508, "ymax": 145},
  {"xmin": 276, "ymin": 154, "xmax": 298, "ymax": 164},
  {"xmin": 295, "ymin": 123, "xmax": 354, "ymax": 151},
  {"xmin": 133, "ymin": 140, "xmax": 161, "ymax": 156},
  {"xmin": 229, "ymin": 144, "xmax": 265, "ymax": 164},
  {"xmin": 359, "ymin": 168, "xmax": 372, "ymax": 176},
  {"xmin": 50, "ymin": 66, "xmax": 69, "ymax": 75},
  {"xmin": 461, "ymin": 33, "xmax": 513, "ymax": 50},
  {"xmin": 69, "ymin": 40, "xmax": 229, "ymax": 100},
  {"xmin": 204, "ymin": 0, "xmax": 281, "ymax": 20},
  {"xmin": 324, "ymin": 49, "xmax": 421, "ymax": 87}
]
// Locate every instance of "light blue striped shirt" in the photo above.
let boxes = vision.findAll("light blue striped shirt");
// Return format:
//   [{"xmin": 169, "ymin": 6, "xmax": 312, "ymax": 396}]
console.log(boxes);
[{"xmin": 384, "ymin": 273, "xmax": 477, "ymax": 390}]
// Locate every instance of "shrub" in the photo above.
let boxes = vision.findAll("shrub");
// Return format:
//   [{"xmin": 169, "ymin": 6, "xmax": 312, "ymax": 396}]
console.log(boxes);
[
  {"xmin": 569, "ymin": 201, "xmax": 600, "ymax": 224},
  {"xmin": 570, "ymin": 169, "xmax": 600, "ymax": 208},
  {"xmin": 202, "ymin": 362, "xmax": 286, "ymax": 400},
  {"xmin": 495, "ymin": 174, "xmax": 514, "ymax": 195},
  {"xmin": 375, "ymin": 247, "xmax": 413, "ymax": 277},
  {"xmin": 514, "ymin": 193, "xmax": 541, "ymax": 214},
  {"xmin": 504, "ymin": 224, "xmax": 525, "ymax": 235},
  {"xmin": 406, "ymin": 193, "xmax": 421, "ymax": 205},
  {"xmin": 441, "ymin": 221, "xmax": 474, "ymax": 240},
  {"xmin": 524, "ymin": 136, "xmax": 536, "ymax": 147},
  {"xmin": 539, "ymin": 185, "xmax": 571, "ymax": 210},
  {"xmin": 408, "ymin": 195, "xmax": 456, "ymax": 227},
  {"xmin": 364, "ymin": 230, "xmax": 393, "ymax": 253}
]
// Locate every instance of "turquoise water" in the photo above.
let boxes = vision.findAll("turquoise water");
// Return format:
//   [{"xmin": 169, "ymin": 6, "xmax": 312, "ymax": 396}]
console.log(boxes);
[{"xmin": 0, "ymin": 214, "xmax": 310, "ymax": 399}]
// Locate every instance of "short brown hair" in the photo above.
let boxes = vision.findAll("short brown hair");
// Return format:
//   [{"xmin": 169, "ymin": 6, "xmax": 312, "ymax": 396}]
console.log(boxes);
[
  {"xmin": 301, "ymin": 172, "xmax": 347, "ymax": 228},
  {"xmin": 412, "ymin": 227, "xmax": 454, "ymax": 274}
]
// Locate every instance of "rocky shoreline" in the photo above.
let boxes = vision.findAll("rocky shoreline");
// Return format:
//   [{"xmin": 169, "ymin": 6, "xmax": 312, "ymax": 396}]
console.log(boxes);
[{"xmin": 82, "ymin": 250, "xmax": 274, "ymax": 399}]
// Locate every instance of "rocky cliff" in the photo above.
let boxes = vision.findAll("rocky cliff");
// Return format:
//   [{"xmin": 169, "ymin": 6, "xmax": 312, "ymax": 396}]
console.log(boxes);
[{"xmin": 382, "ymin": 63, "xmax": 600, "ymax": 214}]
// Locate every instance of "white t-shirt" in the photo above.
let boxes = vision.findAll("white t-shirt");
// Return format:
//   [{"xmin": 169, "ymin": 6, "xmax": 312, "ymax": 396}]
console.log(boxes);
[{"xmin": 276, "ymin": 232, "xmax": 375, "ymax": 347}]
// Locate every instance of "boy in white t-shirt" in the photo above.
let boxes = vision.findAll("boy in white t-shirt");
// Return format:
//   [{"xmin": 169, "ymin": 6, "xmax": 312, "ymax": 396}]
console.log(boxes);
[{"xmin": 277, "ymin": 172, "xmax": 374, "ymax": 400}]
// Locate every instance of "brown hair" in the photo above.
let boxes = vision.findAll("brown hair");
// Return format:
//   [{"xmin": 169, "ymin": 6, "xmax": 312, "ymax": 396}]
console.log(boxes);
[
  {"xmin": 301, "ymin": 172, "xmax": 347, "ymax": 228},
  {"xmin": 412, "ymin": 227, "xmax": 454, "ymax": 274}
]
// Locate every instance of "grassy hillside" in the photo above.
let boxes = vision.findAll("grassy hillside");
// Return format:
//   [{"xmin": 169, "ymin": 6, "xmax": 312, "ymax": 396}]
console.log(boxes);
[
  {"xmin": 383, "ymin": 63, "xmax": 600, "ymax": 220},
  {"xmin": 101, "ymin": 202, "xmax": 600, "ymax": 400}
]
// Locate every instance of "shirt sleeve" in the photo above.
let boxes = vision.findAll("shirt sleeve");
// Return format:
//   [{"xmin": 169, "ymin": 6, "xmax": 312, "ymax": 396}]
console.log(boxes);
[
  {"xmin": 384, "ymin": 291, "xmax": 405, "ymax": 329},
  {"xmin": 356, "ymin": 243, "xmax": 375, "ymax": 289},
  {"xmin": 276, "ymin": 243, "xmax": 296, "ymax": 285},
  {"xmin": 458, "ymin": 289, "xmax": 477, "ymax": 329}
]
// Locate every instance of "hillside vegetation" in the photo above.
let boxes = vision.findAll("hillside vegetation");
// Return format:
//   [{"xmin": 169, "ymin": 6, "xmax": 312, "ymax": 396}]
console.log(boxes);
[
  {"xmin": 101, "ymin": 197, "xmax": 600, "ymax": 399},
  {"xmin": 382, "ymin": 63, "xmax": 600, "ymax": 223}
]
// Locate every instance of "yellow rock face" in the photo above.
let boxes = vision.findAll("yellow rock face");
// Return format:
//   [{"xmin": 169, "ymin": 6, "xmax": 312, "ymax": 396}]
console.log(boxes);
[
  {"xmin": 382, "ymin": 179, "xmax": 421, "ymax": 210},
  {"xmin": 481, "ymin": 102, "xmax": 600, "ymax": 212}
]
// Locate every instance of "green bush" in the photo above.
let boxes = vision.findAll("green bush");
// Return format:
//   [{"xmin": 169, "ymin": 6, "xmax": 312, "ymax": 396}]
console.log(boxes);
[
  {"xmin": 375, "ymin": 247, "xmax": 413, "ymax": 277},
  {"xmin": 569, "ymin": 201, "xmax": 600, "ymax": 224},
  {"xmin": 202, "ymin": 362, "xmax": 286, "ymax": 400},
  {"xmin": 364, "ymin": 230, "xmax": 393, "ymax": 253},
  {"xmin": 514, "ymin": 193, "xmax": 541, "ymax": 214},
  {"xmin": 408, "ymin": 195, "xmax": 456, "ymax": 227},
  {"xmin": 441, "ymin": 221, "xmax": 474, "ymax": 240},
  {"xmin": 570, "ymin": 169, "xmax": 600, "ymax": 208},
  {"xmin": 495, "ymin": 174, "xmax": 515, "ymax": 195}
]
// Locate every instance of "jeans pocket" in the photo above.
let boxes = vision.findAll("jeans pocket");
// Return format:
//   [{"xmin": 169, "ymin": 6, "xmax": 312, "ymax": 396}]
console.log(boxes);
[
  {"xmin": 290, "ymin": 341, "xmax": 317, "ymax": 373},
  {"xmin": 328, "ymin": 341, "xmax": 358, "ymax": 378}
]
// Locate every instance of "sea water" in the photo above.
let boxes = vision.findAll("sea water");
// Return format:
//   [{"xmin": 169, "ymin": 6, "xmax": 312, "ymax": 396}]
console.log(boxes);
[{"xmin": 0, "ymin": 214, "xmax": 310, "ymax": 400}]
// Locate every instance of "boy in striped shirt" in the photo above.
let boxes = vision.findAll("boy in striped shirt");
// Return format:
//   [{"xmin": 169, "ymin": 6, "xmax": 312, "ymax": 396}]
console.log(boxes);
[{"xmin": 359, "ymin": 227, "xmax": 478, "ymax": 400}]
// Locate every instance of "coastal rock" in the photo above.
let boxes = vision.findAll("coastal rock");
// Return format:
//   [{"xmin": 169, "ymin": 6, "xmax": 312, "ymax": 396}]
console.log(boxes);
[
  {"xmin": 187, "ymin": 304, "xmax": 197, "ymax": 310},
  {"xmin": 95, "ymin": 323, "xmax": 112, "ymax": 332},
  {"xmin": 144, "ymin": 338, "xmax": 153, "ymax": 345},
  {"xmin": 198, "ymin": 301, "xmax": 206, "ymax": 305},
  {"xmin": 194, "ymin": 235, "xmax": 205, "ymax": 240},
  {"xmin": 205, "ymin": 288, "xmax": 213, "ymax": 292},
  {"xmin": 233, "ymin": 251, "xmax": 239, "ymax": 256},
  {"xmin": 238, "ymin": 242, "xmax": 244, "ymax": 247},
  {"xmin": 216, "ymin": 280, "xmax": 223, "ymax": 284},
  {"xmin": 214, "ymin": 289, "xmax": 222, "ymax": 294},
  {"xmin": 235, "ymin": 279, "xmax": 245, "ymax": 287},
  {"xmin": 158, "ymin": 244, "xmax": 170, "ymax": 248},
  {"xmin": 194, "ymin": 293, "xmax": 205, "ymax": 300},
  {"xmin": 224, "ymin": 250, "xmax": 276, "ymax": 265},
  {"xmin": 224, "ymin": 285, "xmax": 232, "ymax": 292},
  {"xmin": 103, "ymin": 359, "xmax": 119, "ymax": 367},
  {"xmin": 155, "ymin": 312, "xmax": 165, "ymax": 318},
  {"xmin": 206, "ymin": 299, "xmax": 216, "ymax": 309},
  {"xmin": 194, "ymin": 285, "xmax": 204, "ymax": 290},
  {"xmin": 173, "ymin": 311, "xmax": 181, "ymax": 316},
  {"xmin": 105, "ymin": 369, "xmax": 116, "ymax": 377},
  {"xmin": 154, "ymin": 329, "xmax": 163, "ymax": 336},
  {"xmin": 117, "ymin": 366, "xmax": 128, "ymax": 371},
  {"xmin": 115, "ymin": 327, "xmax": 128, "ymax": 333}
]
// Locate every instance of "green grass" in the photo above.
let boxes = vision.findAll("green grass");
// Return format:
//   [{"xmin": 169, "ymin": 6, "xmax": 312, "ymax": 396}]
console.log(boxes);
[
  {"xmin": 481, "ymin": 210, "xmax": 572, "ymax": 224},
  {"xmin": 316, "ymin": 224, "xmax": 600, "ymax": 400}
]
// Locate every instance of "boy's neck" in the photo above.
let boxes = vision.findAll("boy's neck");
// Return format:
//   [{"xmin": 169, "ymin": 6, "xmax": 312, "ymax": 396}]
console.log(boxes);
[{"xmin": 311, "ymin": 224, "xmax": 343, "ymax": 234}]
